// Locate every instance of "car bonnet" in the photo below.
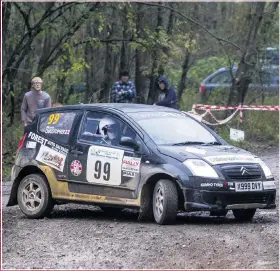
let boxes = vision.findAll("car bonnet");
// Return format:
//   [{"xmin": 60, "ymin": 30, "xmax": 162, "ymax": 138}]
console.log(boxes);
[{"xmin": 157, "ymin": 144, "xmax": 257, "ymax": 165}]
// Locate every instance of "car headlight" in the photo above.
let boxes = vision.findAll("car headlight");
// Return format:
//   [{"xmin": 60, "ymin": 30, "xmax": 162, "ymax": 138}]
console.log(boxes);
[
  {"xmin": 183, "ymin": 159, "xmax": 219, "ymax": 178},
  {"xmin": 255, "ymin": 158, "xmax": 273, "ymax": 179}
]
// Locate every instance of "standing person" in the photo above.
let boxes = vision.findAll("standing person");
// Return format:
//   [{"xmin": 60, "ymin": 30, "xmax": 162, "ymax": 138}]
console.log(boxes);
[
  {"xmin": 154, "ymin": 75, "xmax": 179, "ymax": 109},
  {"xmin": 21, "ymin": 77, "xmax": 51, "ymax": 130},
  {"xmin": 111, "ymin": 70, "xmax": 136, "ymax": 103}
]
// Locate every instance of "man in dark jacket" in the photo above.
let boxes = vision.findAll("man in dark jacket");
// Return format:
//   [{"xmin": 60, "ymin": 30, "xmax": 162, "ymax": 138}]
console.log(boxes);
[{"xmin": 154, "ymin": 76, "xmax": 179, "ymax": 109}]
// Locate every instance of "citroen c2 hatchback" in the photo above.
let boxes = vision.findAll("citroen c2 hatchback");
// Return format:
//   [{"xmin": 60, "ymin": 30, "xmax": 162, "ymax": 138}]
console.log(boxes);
[{"xmin": 7, "ymin": 104, "xmax": 276, "ymax": 224}]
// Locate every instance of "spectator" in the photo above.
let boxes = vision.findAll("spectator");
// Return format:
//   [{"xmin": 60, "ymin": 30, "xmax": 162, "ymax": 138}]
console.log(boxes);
[
  {"xmin": 111, "ymin": 70, "xmax": 136, "ymax": 103},
  {"xmin": 21, "ymin": 77, "xmax": 51, "ymax": 131},
  {"xmin": 154, "ymin": 76, "xmax": 179, "ymax": 109}
]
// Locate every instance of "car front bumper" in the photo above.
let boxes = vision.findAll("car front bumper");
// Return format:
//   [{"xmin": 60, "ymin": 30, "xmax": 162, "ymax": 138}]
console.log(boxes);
[{"xmin": 183, "ymin": 189, "xmax": 276, "ymax": 211}]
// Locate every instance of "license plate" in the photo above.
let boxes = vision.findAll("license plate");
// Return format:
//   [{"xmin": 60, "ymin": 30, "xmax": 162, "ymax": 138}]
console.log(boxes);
[{"xmin": 235, "ymin": 181, "xmax": 263, "ymax": 192}]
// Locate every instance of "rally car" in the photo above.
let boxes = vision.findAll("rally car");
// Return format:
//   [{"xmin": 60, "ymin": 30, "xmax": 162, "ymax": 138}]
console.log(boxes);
[{"xmin": 7, "ymin": 104, "xmax": 276, "ymax": 224}]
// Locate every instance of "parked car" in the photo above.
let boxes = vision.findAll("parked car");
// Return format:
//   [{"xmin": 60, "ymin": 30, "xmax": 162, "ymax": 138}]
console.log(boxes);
[
  {"xmin": 200, "ymin": 66, "xmax": 279, "ymax": 99},
  {"xmin": 7, "ymin": 104, "xmax": 276, "ymax": 224}
]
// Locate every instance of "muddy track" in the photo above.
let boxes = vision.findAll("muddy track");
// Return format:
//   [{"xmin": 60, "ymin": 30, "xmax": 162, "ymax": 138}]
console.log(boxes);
[{"xmin": 2, "ymin": 149, "xmax": 279, "ymax": 269}]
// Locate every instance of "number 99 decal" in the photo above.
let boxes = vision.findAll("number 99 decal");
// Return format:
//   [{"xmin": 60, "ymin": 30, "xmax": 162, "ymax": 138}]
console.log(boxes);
[
  {"xmin": 94, "ymin": 161, "xmax": 111, "ymax": 181},
  {"xmin": 48, "ymin": 113, "xmax": 61, "ymax": 125},
  {"xmin": 87, "ymin": 146, "xmax": 124, "ymax": 185}
]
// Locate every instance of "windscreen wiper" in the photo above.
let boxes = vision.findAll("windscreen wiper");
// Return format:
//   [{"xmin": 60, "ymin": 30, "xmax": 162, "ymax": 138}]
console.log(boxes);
[
  {"xmin": 172, "ymin": 141, "xmax": 205, "ymax": 146},
  {"xmin": 201, "ymin": 142, "xmax": 222, "ymax": 146}
]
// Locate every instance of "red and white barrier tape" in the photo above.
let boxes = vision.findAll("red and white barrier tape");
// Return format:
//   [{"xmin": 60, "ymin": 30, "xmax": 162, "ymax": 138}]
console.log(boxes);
[
  {"xmin": 188, "ymin": 104, "xmax": 279, "ymax": 126},
  {"xmin": 193, "ymin": 104, "xmax": 280, "ymax": 111}
]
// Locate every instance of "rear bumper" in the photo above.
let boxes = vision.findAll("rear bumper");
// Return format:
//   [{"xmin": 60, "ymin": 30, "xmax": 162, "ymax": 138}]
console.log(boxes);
[{"xmin": 183, "ymin": 189, "xmax": 276, "ymax": 211}]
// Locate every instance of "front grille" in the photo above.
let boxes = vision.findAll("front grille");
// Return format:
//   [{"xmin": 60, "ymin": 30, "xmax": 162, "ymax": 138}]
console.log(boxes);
[
  {"xmin": 225, "ymin": 193, "xmax": 268, "ymax": 205},
  {"xmin": 221, "ymin": 164, "xmax": 262, "ymax": 180}
]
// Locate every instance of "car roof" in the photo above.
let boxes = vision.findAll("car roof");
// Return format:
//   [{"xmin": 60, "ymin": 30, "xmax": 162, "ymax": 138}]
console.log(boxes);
[{"xmin": 37, "ymin": 103, "xmax": 178, "ymax": 115}]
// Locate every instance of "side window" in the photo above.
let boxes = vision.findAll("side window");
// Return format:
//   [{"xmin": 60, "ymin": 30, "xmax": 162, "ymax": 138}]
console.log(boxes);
[
  {"xmin": 39, "ymin": 111, "xmax": 77, "ymax": 144},
  {"xmin": 79, "ymin": 111, "xmax": 141, "ymax": 150},
  {"xmin": 210, "ymin": 71, "xmax": 232, "ymax": 84}
]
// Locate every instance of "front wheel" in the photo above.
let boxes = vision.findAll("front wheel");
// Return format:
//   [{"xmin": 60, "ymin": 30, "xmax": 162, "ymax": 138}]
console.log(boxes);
[
  {"xmin": 232, "ymin": 209, "xmax": 256, "ymax": 222},
  {"xmin": 153, "ymin": 179, "xmax": 178, "ymax": 225},
  {"xmin": 17, "ymin": 174, "xmax": 54, "ymax": 218}
]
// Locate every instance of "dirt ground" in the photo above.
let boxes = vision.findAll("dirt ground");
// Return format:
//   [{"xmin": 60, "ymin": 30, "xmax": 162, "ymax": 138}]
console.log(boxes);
[{"xmin": 2, "ymin": 148, "xmax": 279, "ymax": 269}]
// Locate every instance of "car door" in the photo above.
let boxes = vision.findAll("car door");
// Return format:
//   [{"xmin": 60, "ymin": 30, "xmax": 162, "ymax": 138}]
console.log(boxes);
[{"xmin": 67, "ymin": 110, "xmax": 144, "ymax": 200}]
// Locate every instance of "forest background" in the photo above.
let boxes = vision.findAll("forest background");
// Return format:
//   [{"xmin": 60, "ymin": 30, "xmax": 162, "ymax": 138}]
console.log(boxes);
[{"xmin": 2, "ymin": 2, "xmax": 279, "ymax": 177}]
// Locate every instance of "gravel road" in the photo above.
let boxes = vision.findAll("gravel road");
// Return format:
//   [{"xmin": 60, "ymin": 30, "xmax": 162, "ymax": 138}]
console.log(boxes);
[{"xmin": 2, "ymin": 148, "xmax": 279, "ymax": 269}]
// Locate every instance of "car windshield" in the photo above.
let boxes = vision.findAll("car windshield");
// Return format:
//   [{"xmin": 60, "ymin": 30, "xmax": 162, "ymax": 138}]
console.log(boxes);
[{"xmin": 128, "ymin": 111, "xmax": 218, "ymax": 145}]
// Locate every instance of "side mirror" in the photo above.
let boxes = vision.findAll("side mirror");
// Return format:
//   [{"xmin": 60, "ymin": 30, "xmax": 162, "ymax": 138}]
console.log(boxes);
[{"xmin": 119, "ymin": 136, "xmax": 139, "ymax": 151}]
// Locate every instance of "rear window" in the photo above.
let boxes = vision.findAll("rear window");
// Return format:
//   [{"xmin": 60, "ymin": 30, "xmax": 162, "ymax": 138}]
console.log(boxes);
[{"xmin": 39, "ymin": 111, "xmax": 77, "ymax": 144}]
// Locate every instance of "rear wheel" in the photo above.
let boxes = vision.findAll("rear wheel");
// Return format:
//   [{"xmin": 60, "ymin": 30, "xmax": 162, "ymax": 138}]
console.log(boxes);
[
  {"xmin": 153, "ymin": 179, "xmax": 178, "ymax": 225},
  {"xmin": 233, "ymin": 209, "xmax": 256, "ymax": 222},
  {"xmin": 17, "ymin": 174, "xmax": 54, "ymax": 218}
]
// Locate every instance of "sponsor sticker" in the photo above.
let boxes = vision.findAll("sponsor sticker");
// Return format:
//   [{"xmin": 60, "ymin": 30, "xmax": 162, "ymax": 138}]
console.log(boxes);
[
  {"xmin": 122, "ymin": 156, "xmax": 141, "ymax": 173},
  {"xmin": 204, "ymin": 155, "xmax": 256, "ymax": 165},
  {"xmin": 26, "ymin": 141, "xmax": 36, "ymax": 149},
  {"xmin": 36, "ymin": 145, "xmax": 66, "ymax": 172},
  {"xmin": 70, "ymin": 160, "xmax": 83, "ymax": 176},
  {"xmin": 28, "ymin": 132, "xmax": 48, "ymax": 145},
  {"xmin": 132, "ymin": 112, "xmax": 184, "ymax": 120},
  {"xmin": 89, "ymin": 147, "xmax": 121, "ymax": 160},
  {"xmin": 122, "ymin": 170, "xmax": 136, "ymax": 178},
  {"xmin": 201, "ymin": 183, "xmax": 223, "ymax": 188},
  {"xmin": 45, "ymin": 126, "xmax": 70, "ymax": 135},
  {"xmin": 28, "ymin": 132, "xmax": 68, "ymax": 155}
]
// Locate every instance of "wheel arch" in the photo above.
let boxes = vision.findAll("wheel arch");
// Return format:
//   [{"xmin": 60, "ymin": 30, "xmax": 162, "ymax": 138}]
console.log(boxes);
[
  {"xmin": 7, "ymin": 166, "xmax": 47, "ymax": 206},
  {"xmin": 138, "ymin": 173, "xmax": 185, "ymax": 218}
]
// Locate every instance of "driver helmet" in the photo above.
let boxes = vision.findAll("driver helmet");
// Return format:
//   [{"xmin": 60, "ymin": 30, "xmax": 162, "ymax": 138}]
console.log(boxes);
[{"xmin": 99, "ymin": 116, "xmax": 120, "ymax": 141}]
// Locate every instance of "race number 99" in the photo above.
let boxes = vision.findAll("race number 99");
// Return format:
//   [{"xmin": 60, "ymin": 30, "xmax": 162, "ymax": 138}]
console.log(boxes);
[
  {"xmin": 94, "ymin": 161, "xmax": 110, "ymax": 181},
  {"xmin": 87, "ymin": 146, "xmax": 124, "ymax": 185},
  {"xmin": 48, "ymin": 113, "xmax": 60, "ymax": 125}
]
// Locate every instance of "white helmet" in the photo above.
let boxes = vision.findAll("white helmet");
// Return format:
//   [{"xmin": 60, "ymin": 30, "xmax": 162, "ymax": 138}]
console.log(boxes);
[{"xmin": 99, "ymin": 116, "xmax": 119, "ymax": 140}]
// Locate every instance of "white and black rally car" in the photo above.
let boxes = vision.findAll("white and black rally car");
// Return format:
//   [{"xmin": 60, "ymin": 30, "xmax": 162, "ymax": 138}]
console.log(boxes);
[{"xmin": 7, "ymin": 104, "xmax": 276, "ymax": 224}]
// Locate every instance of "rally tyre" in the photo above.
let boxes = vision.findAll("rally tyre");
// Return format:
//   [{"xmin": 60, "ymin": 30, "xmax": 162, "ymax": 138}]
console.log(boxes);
[
  {"xmin": 17, "ymin": 174, "xmax": 54, "ymax": 219},
  {"xmin": 232, "ymin": 209, "xmax": 256, "ymax": 222},
  {"xmin": 153, "ymin": 179, "xmax": 178, "ymax": 225}
]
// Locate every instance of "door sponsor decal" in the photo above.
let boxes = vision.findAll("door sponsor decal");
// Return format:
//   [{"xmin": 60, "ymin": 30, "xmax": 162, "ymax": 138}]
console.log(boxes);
[
  {"xmin": 122, "ymin": 156, "xmax": 141, "ymax": 173},
  {"xmin": 87, "ymin": 146, "xmax": 124, "ymax": 185},
  {"xmin": 204, "ymin": 155, "xmax": 256, "ymax": 165},
  {"xmin": 70, "ymin": 160, "xmax": 82, "ymax": 176},
  {"xmin": 122, "ymin": 170, "xmax": 136, "ymax": 178},
  {"xmin": 28, "ymin": 132, "xmax": 68, "ymax": 155},
  {"xmin": 36, "ymin": 145, "xmax": 66, "ymax": 172},
  {"xmin": 28, "ymin": 132, "xmax": 69, "ymax": 171}
]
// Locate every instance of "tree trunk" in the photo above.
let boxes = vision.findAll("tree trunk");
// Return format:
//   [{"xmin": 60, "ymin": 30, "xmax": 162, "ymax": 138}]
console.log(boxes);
[
  {"xmin": 227, "ymin": 2, "xmax": 266, "ymax": 106},
  {"xmin": 178, "ymin": 49, "xmax": 191, "ymax": 103},
  {"xmin": 84, "ymin": 20, "xmax": 101, "ymax": 104},
  {"xmin": 120, "ymin": 5, "xmax": 130, "ymax": 71},
  {"xmin": 100, "ymin": 9, "xmax": 117, "ymax": 103},
  {"xmin": 147, "ymin": 4, "xmax": 164, "ymax": 105},
  {"xmin": 135, "ymin": 4, "xmax": 150, "ymax": 104},
  {"xmin": 56, "ymin": 54, "xmax": 71, "ymax": 104}
]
